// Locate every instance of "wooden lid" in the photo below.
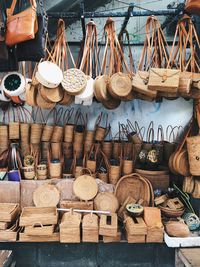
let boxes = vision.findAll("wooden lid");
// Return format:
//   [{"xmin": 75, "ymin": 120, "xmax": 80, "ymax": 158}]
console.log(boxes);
[
  {"xmin": 94, "ymin": 192, "xmax": 119, "ymax": 213},
  {"xmin": 33, "ymin": 184, "xmax": 60, "ymax": 207},
  {"xmin": 73, "ymin": 171, "xmax": 98, "ymax": 201}
]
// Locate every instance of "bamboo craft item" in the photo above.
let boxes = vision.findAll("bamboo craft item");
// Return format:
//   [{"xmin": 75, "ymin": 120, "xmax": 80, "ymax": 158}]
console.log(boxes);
[
  {"xmin": 94, "ymin": 192, "xmax": 119, "ymax": 213},
  {"xmin": 19, "ymin": 207, "xmax": 58, "ymax": 227},
  {"xmin": 0, "ymin": 203, "xmax": 20, "ymax": 222},
  {"xmin": 82, "ymin": 213, "xmax": 99, "ymax": 243},
  {"xmin": 99, "ymin": 213, "xmax": 118, "ymax": 237},
  {"xmin": 60, "ymin": 210, "xmax": 81, "ymax": 243},
  {"xmin": 33, "ymin": 184, "xmax": 60, "ymax": 207}
]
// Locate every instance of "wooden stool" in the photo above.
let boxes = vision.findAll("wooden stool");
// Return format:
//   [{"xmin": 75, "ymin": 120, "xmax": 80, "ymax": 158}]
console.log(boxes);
[{"xmin": 175, "ymin": 248, "xmax": 200, "ymax": 267}]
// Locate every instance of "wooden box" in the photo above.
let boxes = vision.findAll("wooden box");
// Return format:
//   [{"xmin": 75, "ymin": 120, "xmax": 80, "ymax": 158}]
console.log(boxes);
[
  {"xmin": 103, "ymin": 231, "xmax": 121, "ymax": 243},
  {"xmin": 146, "ymin": 227, "xmax": 164, "ymax": 243},
  {"xmin": 124, "ymin": 213, "xmax": 147, "ymax": 236},
  {"xmin": 60, "ymin": 200, "xmax": 93, "ymax": 210},
  {"xmin": 99, "ymin": 213, "xmax": 118, "ymax": 237},
  {"xmin": 148, "ymin": 68, "xmax": 180, "ymax": 92},
  {"xmin": 19, "ymin": 207, "xmax": 58, "ymax": 227},
  {"xmin": 24, "ymin": 224, "xmax": 55, "ymax": 236},
  {"xmin": 82, "ymin": 214, "xmax": 99, "ymax": 243},
  {"xmin": 19, "ymin": 232, "xmax": 59, "ymax": 242},
  {"xmin": 0, "ymin": 203, "xmax": 20, "ymax": 222},
  {"xmin": 60, "ymin": 211, "xmax": 81, "ymax": 243}
]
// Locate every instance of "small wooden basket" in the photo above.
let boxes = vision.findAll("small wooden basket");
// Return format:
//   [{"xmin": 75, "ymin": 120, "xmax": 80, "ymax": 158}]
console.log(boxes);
[{"xmin": 82, "ymin": 213, "xmax": 99, "ymax": 243}]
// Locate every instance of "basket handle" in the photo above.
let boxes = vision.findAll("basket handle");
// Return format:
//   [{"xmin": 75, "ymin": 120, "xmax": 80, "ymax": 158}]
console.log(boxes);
[
  {"xmin": 78, "ymin": 167, "xmax": 93, "ymax": 177},
  {"xmin": 32, "ymin": 222, "xmax": 43, "ymax": 228}
]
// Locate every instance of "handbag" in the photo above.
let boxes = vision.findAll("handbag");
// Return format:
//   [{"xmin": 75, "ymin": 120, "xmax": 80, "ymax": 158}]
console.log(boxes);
[
  {"xmin": 6, "ymin": 0, "xmax": 38, "ymax": 46},
  {"xmin": 185, "ymin": 0, "xmax": 200, "ymax": 15},
  {"xmin": 17, "ymin": 0, "xmax": 48, "ymax": 61}
]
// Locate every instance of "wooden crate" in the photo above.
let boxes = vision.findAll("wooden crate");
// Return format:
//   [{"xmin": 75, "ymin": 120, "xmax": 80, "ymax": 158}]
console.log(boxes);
[
  {"xmin": 103, "ymin": 231, "xmax": 121, "ymax": 243},
  {"xmin": 60, "ymin": 200, "xmax": 93, "ymax": 210},
  {"xmin": 60, "ymin": 211, "xmax": 81, "ymax": 243},
  {"xmin": 124, "ymin": 213, "xmax": 147, "ymax": 236},
  {"xmin": 99, "ymin": 213, "xmax": 118, "ymax": 237},
  {"xmin": 24, "ymin": 224, "xmax": 55, "ymax": 236},
  {"xmin": 19, "ymin": 232, "xmax": 59, "ymax": 242},
  {"xmin": 19, "ymin": 207, "xmax": 58, "ymax": 227},
  {"xmin": 82, "ymin": 214, "xmax": 99, "ymax": 243},
  {"xmin": 0, "ymin": 203, "xmax": 20, "ymax": 223}
]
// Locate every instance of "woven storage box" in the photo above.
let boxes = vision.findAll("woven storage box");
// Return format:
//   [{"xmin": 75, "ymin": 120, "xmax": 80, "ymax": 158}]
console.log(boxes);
[
  {"xmin": 82, "ymin": 213, "xmax": 99, "ymax": 243},
  {"xmin": 19, "ymin": 232, "xmax": 59, "ymax": 242},
  {"xmin": 148, "ymin": 68, "xmax": 180, "ymax": 92},
  {"xmin": 99, "ymin": 213, "xmax": 118, "ymax": 237},
  {"xmin": 0, "ymin": 223, "xmax": 19, "ymax": 242},
  {"xmin": 135, "ymin": 169, "xmax": 169, "ymax": 190},
  {"xmin": 187, "ymin": 136, "xmax": 200, "ymax": 175},
  {"xmin": 60, "ymin": 211, "xmax": 81, "ymax": 243},
  {"xmin": 60, "ymin": 200, "xmax": 93, "ymax": 210},
  {"xmin": 24, "ymin": 224, "xmax": 55, "ymax": 236},
  {"xmin": 143, "ymin": 207, "xmax": 163, "ymax": 243},
  {"xmin": 19, "ymin": 207, "xmax": 58, "ymax": 227},
  {"xmin": 0, "ymin": 203, "xmax": 20, "ymax": 222},
  {"xmin": 9, "ymin": 122, "xmax": 20, "ymax": 140}
]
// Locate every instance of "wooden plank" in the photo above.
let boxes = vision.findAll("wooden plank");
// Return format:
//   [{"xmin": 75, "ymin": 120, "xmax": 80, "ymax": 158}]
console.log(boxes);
[{"xmin": 176, "ymin": 248, "xmax": 200, "ymax": 267}]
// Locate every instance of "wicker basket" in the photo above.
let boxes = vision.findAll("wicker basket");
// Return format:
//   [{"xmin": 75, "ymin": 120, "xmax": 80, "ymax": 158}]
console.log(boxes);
[
  {"xmin": 41, "ymin": 142, "xmax": 50, "ymax": 160},
  {"xmin": 51, "ymin": 142, "xmax": 61, "ymax": 160},
  {"xmin": 49, "ymin": 162, "xmax": 62, "ymax": 178},
  {"xmin": 63, "ymin": 142, "xmax": 73, "ymax": 159},
  {"xmin": 0, "ymin": 125, "xmax": 8, "ymax": 144},
  {"xmin": 23, "ymin": 166, "xmax": 35, "ymax": 180},
  {"xmin": 82, "ymin": 213, "xmax": 99, "ymax": 243},
  {"xmin": 30, "ymin": 123, "xmax": 43, "ymax": 144},
  {"xmin": 95, "ymin": 127, "xmax": 106, "ymax": 142},
  {"xmin": 20, "ymin": 123, "xmax": 30, "ymax": 143},
  {"xmin": 51, "ymin": 126, "xmax": 63, "ymax": 143},
  {"xmin": 187, "ymin": 136, "xmax": 200, "ymax": 175},
  {"xmin": 37, "ymin": 164, "xmax": 47, "ymax": 180},
  {"xmin": 41, "ymin": 125, "xmax": 54, "ymax": 142},
  {"xmin": 102, "ymin": 141, "xmax": 113, "ymax": 158},
  {"xmin": 9, "ymin": 122, "xmax": 20, "ymax": 140},
  {"xmin": 98, "ymin": 172, "xmax": 108, "ymax": 183},
  {"xmin": 64, "ymin": 124, "xmax": 74, "ymax": 143},
  {"xmin": 123, "ymin": 160, "xmax": 133, "ymax": 175},
  {"xmin": 109, "ymin": 165, "xmax": 121, "ymax": 185},
  {"xmin": 94, "ymin": 192, "xmax": 119, "ymax": 213},
  {"xmin": 99, "ymin": 213, "xmax": 118, "ymax": 237}
]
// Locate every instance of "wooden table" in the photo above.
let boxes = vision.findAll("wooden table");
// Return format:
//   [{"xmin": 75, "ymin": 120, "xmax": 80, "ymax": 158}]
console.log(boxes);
[{"xmin": 175, "ymin": 248, "xmax": 200, "ymax": 267}]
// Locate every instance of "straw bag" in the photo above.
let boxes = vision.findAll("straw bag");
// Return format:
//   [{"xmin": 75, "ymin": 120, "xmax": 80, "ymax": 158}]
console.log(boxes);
[
  {"xmin": 94, "ymin": 113, "xmax": 109, "ymax": 142},
  {"xmin": 8, "ymin": 107, "xmax": 21, "ymax": 140},
  {"xmin": 37, "ymin": 164, "xmax": 47, "ymax": 180},
  {"xmin": 63, "ymin": 108, "xmax": 75, "ymax": 143},
  {"xmin": 30, "ymin": 108, "xmax": 44, "ymax": 144},
  {"xmin": 102, "ymin": 126, "xmax": 113, "ymax": 159},
  {"xmin": 96, "ymin": 149, "xmax": 110, "ymax": 183},
  {"xmin": 84, "ymin": 130, "xmax": 94, "ymax": 154},
  {"xmin": 51, "ymin": 108, "xmax": 64, "ymax": 143},
  {"xmin": 23, "ymin": 166, "xmax": 35, "ymax": 180},
  {"xmin": 73, "ymin": 168, "xmax": 98, "ymax": 201},
  {"xmin": 187, "ymin": 135, "xmax": 200, "ymax": 176},
  {"xmin": 85, "ymin": 144, "xmax": 99, "ymax": 173}
]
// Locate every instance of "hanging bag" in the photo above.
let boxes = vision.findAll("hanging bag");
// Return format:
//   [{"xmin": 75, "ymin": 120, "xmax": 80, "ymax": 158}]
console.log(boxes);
[
  {"xmin": 185, "ymin": 0, "xmax": 200, "ymax": 15},
  {"xmin": 6, "ymin": 0, "xmax": 38, "ymax": 46}
]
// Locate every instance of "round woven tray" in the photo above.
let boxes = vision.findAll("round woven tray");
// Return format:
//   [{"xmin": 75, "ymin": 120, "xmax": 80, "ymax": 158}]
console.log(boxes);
[
  {"xmin": 73, "ymin": 169, "xmax": 98, "ymax": 201},
  {"xmin": 159, "ymin": 206, "xmax": 185, "ymax": 218},
  {"xmin": 94, "ymin": 192, "xmax": 119, "ymax": 212},
  {"xmin": 61, "ymin": 68, "xmax": 87, "ymax": 95},
  {"xmin": 33, "ymin": 184, "xmax": 60, "ymax": 207},
  {"xmin": 40, "ymin": 85, "xmax": 64, "ymax": 103},
  {"xmin": 114, "ymin": 173, "xmax": 151, "ymax": 206},
  {"xmin": 108, "ymin": 72, "xmax": 132, "ymax": 99}
]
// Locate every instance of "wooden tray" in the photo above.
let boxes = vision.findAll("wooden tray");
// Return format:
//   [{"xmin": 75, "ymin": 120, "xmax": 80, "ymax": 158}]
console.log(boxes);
[
  {"xmin": 0, "ymin": 221, "xmax": 20, "ymax": 242},
  {"xmin": 0, "ymin": 203, "xmax": 20, "ymax": 222},
  {"xmin": 115, "ymin": 173, "xmax": 151, "ymax": 206},
  {"xmin": 19, "ymin": 207, "xmax": 58, "ymax": 227},
  {"xmin": 19, "ymin": 232, "xmax": 59, "ymax": 242},
  {"xmin": 0, "ymin": 222, "xmax": 9, "ymax": 230},
  {"xmin": 24, "ymin": 224, "xmax": 55, "ymax": 236}
]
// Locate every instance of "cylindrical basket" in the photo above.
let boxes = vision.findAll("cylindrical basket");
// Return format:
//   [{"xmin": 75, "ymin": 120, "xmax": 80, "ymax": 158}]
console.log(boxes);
[
  {"xmin": 63, "ymin": 142, "xmax": 73, "ymax": 159},
  {"xmin": 49, "ymin": 161, "xmax": 62, "ymax": 178},
  {"xmin": 187, "ymin": 136, "xmax": 200, "ymax": 176},
  {"xmin": 23, "ymin": 166, "xmax": 35, "ymax": 180},
  {"xmin": 37, "ymin": 164, "xmax": 47, "ymax": 180},
  {"xmin": 20, "ymin": 123, "xmax": 30, "ymax": 143},
  {"xmin": 123, "ymin": 160, "xmax": 133, "ymax": 175},
  {"xmin": 9, "ymin": 122, "xmax": 20, "ymax": 140},
  {"xmin": 51, "ymin": 142, "xmax": 62, "ymax": 160},
  {"xmin": 41, "ymin": 125, "xmax": 54, "ymax": 142},
  {"xmin": 51, "ymin": 126, "xmax": 63, "ymax": 143},
  {"xmin": 102, "ymin": 141, "xmax": 113, "ymax": 158},
  {"xmin": 86, "ymin": 160, "xmax": 96, "ymax": 173},
  {"xmin": 109, "ymin": 165, "xmax": 121, "ymax": 185},
  {"xmin": 95, "ymin": 127, "xmax": 106, "ymax": 142},
  {"xmin": 30, "ymin": 123, "xmax": 43, "ymax": 144},
  {"xmin": 41, "ymin": 142, "xmax": 50, "ymax": 160},
  {"xmin": 64, "ymin": 124, "xmax": 74, "ymax": 143},
  {"xmin": 98, "ymin": 172, "xmax": 108, "ymax": 183}
]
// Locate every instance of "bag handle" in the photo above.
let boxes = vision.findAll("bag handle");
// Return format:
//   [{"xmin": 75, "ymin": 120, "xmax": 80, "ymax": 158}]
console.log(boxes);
[
  {"xmin": 7, "ymin": 0, "xmax": 36, "ymax": 16},
  {"xmin": 63, "ymin": 107, "xmax": 75, "ymax": 125}
]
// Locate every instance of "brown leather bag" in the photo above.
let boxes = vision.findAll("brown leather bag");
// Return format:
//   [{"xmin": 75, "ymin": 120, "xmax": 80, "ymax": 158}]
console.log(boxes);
[
  {"xmin": 6, "ymin": 0, "xmax": 38, "ymax": 46},
  {"xmin": 185, "ymin": 0, "xmax": 200, "ymax": 15}
]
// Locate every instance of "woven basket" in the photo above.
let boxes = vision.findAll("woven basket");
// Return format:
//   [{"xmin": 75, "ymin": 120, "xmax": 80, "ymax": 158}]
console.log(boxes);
[
  {"xmin": 9, "ymin": 122, "xmax": 20, "ymax": 140},
  {"xmin": 51, "ymin": 126, "xmax": 63, "ymax": 143},
  {"xmin": 23, "ymin": 166, "xmax": 35, "ymax": 180},
  {"xmin": 20, "ymin": 142, "xmax": 30, "ymax": 157},
  {"xmin": 49, "ymin": 162, "xmax": 62, "ymax": 179},
  {"xmin": 123, "ymin": 160, "xmax": 133, "ymax": 175},
  {"xmin": 74, "ymin": 132, "xmax": 84, "ymax": 145},
  {"xmin": 98, "ymin": 172, "xmax": 108, "ymax": 183},
  {"xmin": 30, "ymin": 123, "xmax": 43, "ymax": 144},
  {"xmin": 82, "ymin": 213, "xmax": 99, "ymax": 243},
  {"xmin": 102, "ymin": 141, "xmax": 113, "ymax": 158},
  {"xmin": 109, "ymin": 165, "xmax": 121, "ymax": 185},
  {"xmin": 37, "ymin": 164, "xmax": 47, "ymax": 180},
  {"xmin": 95, "ymin": 127, "xmax": 106, "ymax": 142},
  {"xmin": 33, "ymin": 184, "xmax": 60, "ymax": 207},
  {"xmin": 187, "ymin": 136, "xmax": 200, "ymax": 175},
  {"xmin": 94, "ymin": 192, "xmax": 119, "ymax": 213},
  {"xmin": 41, "ymin": 125, "xmax": 54, "ymax": 142},
  {"xmin": 63, "ymin": 142, "xmax": 73, "ymax": 159},
  {"xmin": 41, "ymin": 142, "xmax": 50, "ymax": 160},
  {"xmin": 86, "ymin": 160, "xmax": 96, "ymax": 173},
  {"xmin": 0, "ymin": 125, "xmax": 8, "ymax": 143},
  {"xmin": 51, "ymin": 142, "xmax": 61, "ymax": 160},
  {"xmin": 40, "ymin": 85, "xmax": 64, "ymax": 103},
  {"xmin": 64, "ymin": 124, "xmax": 74, "ymax": 143},
  {"xmin": 20, "ymin": 123, "xmax": 30, "ymax": 143},
  {"xmin": 159, "ymin": 206, "xmax": 185, "ymax": 217},
  {"xmin": 113, "ymin": 141, "xmax": 122, "ymax": 160},
  {"xmin": 73, "ymin": 143, "xmax": 83, "ymax": 159},
  {"xmin": 84, "ymin": 130, "xmax": 94, "ymax": 153}
]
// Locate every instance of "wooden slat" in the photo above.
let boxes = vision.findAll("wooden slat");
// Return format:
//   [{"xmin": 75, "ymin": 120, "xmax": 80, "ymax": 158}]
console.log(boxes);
[{"xmin": 176, "ymin": 248, "xmax": 200, "ymax": 267}]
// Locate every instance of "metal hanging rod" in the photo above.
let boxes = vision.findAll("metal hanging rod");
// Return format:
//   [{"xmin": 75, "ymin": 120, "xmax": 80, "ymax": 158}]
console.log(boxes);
[{"xmin": 47, "ymin": 8, "xmax": 183, "ymax": 19}]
